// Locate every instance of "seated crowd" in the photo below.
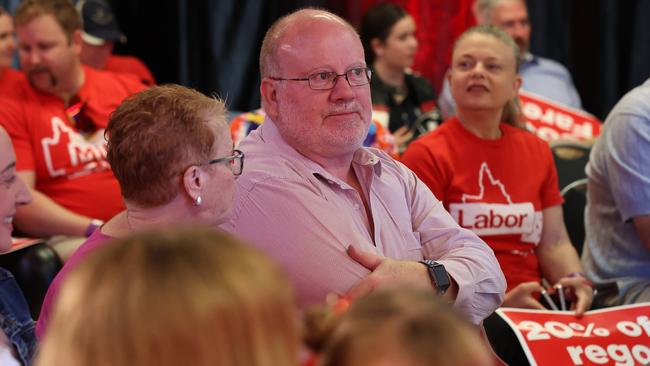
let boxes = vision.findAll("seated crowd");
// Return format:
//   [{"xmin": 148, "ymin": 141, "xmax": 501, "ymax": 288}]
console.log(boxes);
[{"xmin": 0, "ymin": 1, "xmax": 647, "ymax": 366}]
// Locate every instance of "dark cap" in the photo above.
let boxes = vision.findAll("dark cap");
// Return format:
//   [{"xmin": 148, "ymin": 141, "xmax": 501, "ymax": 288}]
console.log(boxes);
[{"xmin": 78, "ymin": 0, "xmax": 126, "ymax": 46}]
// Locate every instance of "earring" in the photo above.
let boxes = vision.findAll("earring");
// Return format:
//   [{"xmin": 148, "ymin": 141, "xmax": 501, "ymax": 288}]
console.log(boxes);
[{"xmin": 194, "ymin": 196, "xmax": 202, "ymax": 206}]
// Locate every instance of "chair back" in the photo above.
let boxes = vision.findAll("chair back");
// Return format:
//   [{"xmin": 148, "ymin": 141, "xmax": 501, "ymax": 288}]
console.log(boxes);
[
  {"xmin": 0, "ymin": 243, "xmax": 63, "ymax": 319},
  {"xmin": 551, "ymin": 141, "xmax": 591, "ymax": 192},
  {"xmin": 561, "ymin": 178, "xmax": 588, "ymax": 256}
]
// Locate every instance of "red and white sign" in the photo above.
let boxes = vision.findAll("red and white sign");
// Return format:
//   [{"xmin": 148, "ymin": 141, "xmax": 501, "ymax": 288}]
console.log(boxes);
[
  {"xmin": 519, "ymin": 91, "xmax": 602, "ymax": 142},
  {"xmin": 496, "ymin": 303, "xmax": 650, "ymax": 366}
]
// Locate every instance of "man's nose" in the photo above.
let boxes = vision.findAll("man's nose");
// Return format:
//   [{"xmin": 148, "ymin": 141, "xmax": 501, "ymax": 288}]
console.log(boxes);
[
  {"xmin": 23, "ymin": 48, "xmax": 41, "ymax": 66},
  {"xmin": 329, "ymin": 74, "xmax": 356, "ymax": 100}
]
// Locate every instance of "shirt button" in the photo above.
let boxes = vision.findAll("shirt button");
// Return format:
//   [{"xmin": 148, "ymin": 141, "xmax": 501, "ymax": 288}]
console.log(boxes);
[
  {"xmin": 354, "ymin": 203, "xmax": 360, "ymax": 210},
  {"xmin": 327, "ymin": 180, "xmax": 334, "ymax": 184}
]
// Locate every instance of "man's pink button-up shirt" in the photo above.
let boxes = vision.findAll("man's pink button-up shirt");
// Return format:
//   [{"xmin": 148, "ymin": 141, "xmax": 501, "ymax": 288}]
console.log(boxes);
[{"xmin": 223, "ymin": 119, "xmax": 505, "ymax": 324}]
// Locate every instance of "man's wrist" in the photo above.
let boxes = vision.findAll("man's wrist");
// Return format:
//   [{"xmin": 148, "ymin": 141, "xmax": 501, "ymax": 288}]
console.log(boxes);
[
  {"xmin": 85, "ymin": 219, "xmax": 104, "ymax": 237},
  {"xmin": 418, "ymin": 260, "xmax": 450, "ymax": 295}
]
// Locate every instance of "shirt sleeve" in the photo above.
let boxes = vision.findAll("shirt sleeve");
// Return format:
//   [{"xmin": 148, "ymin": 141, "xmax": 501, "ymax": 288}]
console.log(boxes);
[
  {"xmin": 401, "ymin": 162, "xmax": 507, "ymax": 324},
  {"xmin": 540, "ymin": 144, "xmax": 564, "ymax": 209},
  {"xmin": 604, "ymin": 114, "xmax": 650, "ymax": 221},
  {"xmin": 0, "ymin": 99, "xmax": 36, "ymax": 171},
  {"xmin": 557, "ymin": 65, "xmax": 582, "ymax": 109}
]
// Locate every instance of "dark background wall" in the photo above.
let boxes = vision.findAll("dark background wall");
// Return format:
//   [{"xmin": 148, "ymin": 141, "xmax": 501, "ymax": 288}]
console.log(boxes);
[{"xmin": 5, "ymin": 0, "xmax": 649, "ymax": 120}]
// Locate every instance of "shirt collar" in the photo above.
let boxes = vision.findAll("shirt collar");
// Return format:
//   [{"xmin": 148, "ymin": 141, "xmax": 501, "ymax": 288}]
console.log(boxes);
[
  {"xmin": 259, "ymin": 116, "xmax": 383, "ymax": 181},
  {"xmin": 521, "ymin": 52, "xmax": 538, "ymax": 65}
]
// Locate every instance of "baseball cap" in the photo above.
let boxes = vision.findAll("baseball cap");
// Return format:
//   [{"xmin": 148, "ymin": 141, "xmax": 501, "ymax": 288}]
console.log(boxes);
[{"xmin": 78, "ymin": 0, "xmax": 127, "ymax": 46}]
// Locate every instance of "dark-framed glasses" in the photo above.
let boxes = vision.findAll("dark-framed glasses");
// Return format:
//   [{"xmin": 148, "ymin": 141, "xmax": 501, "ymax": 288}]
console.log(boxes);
[
  {"xmin": 207, "ymin": 149, "xmax": 244, "ymax": 176},
  {"xmin": 269, "ymin": 67, "xmax": 372, "ymax": 90}
]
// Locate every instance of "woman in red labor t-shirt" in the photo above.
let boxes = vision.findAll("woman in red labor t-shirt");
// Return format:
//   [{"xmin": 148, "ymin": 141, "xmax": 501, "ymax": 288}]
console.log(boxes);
[{"xmin": 401, "ymin": 25, "xmax": 593, "ymax": 315}]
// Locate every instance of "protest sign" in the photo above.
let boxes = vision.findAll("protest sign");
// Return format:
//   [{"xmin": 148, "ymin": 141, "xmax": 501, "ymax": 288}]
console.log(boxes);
[
  {"xmin": 519, "ymin": 91, "xmax": 602, "ymax": 142},
  {"xmin": 496, "ymin": 303, "xmax": 650, "ymax": 366}
]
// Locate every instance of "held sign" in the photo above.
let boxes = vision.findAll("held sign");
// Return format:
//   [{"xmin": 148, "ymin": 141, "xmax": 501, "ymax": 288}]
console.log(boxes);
[
  {"xmin": 496, "ymin": 304, "xmax": 650, "ymax": 366},
  {"xmin": 519, "ymin": 90, "xmax": 602, "ymax": 142}
]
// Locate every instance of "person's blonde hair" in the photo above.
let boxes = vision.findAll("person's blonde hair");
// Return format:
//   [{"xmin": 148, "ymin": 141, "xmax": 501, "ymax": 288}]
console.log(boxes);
[
  {"xmin": 313, "ymin": 288, "xmax": 493, "ymax": 366},
  {"xmin": 453, "ymin": 24, "xmax": 523, "ymax": 127},
  {"xmin": 36, "ymin": 226, "xmax": 299, "ymax": 366}
]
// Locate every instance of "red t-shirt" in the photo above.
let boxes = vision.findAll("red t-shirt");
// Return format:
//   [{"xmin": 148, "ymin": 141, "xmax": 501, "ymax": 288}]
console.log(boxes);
[
  {"xmin": 105, "ymin": 55, "xmax": 156, "ymax": 86},
  {"xmin": 0, "ymin": 66, "xmax": 146, "ymax": 221},
  {"xmin": 0, "ymin": 68, "xmax": 30, "ymax": 99},
  {"xmin": 401, "ymin": 118, "xmax": 563, "ymax": 290}
]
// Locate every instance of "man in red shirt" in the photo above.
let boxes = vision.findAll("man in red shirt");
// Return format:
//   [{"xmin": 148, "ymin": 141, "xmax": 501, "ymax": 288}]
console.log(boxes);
[
  {"xmin": 0, "ymin": 0, "xmax": 145, "ymax": 243},
  {"xmin": 77, "ymin": 0, "xmax": 155, "ymax": 85}
]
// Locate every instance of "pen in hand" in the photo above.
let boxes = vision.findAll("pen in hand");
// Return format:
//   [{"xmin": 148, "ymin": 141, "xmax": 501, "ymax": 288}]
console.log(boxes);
[
  {"xmin": 555, "ymin": 284, "xmax": 567, "ymax": 311},
  {"xmin": 541, "ymin": 278, "xmax": 559, "ymax": 311}
]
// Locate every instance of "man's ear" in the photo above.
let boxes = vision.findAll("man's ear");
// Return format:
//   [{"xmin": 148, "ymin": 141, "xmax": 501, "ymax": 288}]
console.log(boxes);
[
  {"xmin": 260, "ymin": 78, "xmax": 279, "ymax": 121},
  {"xmin": 71, "ymin": 29, "xmax": 83, "ymax": 55},
  {"xmin": 182, "ymin": 165, "xmax": 204, "ymax": 204}
]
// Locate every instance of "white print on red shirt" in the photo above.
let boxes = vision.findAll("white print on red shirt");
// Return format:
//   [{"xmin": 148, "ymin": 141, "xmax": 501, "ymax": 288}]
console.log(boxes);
[
  {"xmin": 41, "ymin": 116, "xmax": 109, "ymax": 179},
  {"xmin": 449, "ymin": 162, "xmax": 543, "ymax": 244}
]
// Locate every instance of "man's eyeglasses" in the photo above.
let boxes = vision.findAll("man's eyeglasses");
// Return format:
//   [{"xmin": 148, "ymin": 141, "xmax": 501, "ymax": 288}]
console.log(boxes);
[
  {"xmin": 269, "ymin": 67, "xmax": 372, "ymax": 90},
  {"xmin": 207, "ymin": 149, "xmax": 244, "ymax": 176}
]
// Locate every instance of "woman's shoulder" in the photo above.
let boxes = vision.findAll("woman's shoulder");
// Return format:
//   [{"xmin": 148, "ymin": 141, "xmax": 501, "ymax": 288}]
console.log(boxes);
[{"xmin": 504, "ymin": 124, "xmax": 549, "ymax": 145}]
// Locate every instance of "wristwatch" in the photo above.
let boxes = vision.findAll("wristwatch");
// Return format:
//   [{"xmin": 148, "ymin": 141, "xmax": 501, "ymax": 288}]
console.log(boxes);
[{"xmin": 419, "ymin": 259, "xmax": 450, "ymax": 295}]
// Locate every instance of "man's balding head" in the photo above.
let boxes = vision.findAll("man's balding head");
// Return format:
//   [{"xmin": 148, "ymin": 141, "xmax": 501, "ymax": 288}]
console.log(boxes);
[
  {"xmin": 473, "ymin": 0, "xmax": 530, "ymax": 52},
  {"xmin": 258, "ymin": 8, "xmax": 372, "ymax": 162},
  {"xmin": 259, "ymin": 8, "xmax": 359, "ymax": 78}
]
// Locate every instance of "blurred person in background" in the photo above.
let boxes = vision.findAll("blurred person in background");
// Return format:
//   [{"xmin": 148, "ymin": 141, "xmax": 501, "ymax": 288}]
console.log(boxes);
[
  {"xmin": 360, "ymin": 3, "xmax": 439, "ymax": 151},
  {"xmin": 306, "ymin": 287, "xmax": 495, "ymax": 366},
  {"xmin": 438, "ymin": 0, "xmax": 582, "ymax": 119},
  {"xmin": 36, "ymin": 226, "xmax": 298, "ymax": 366},
  {"xmin": 0, "ymin": 6, "xmax": 24, "ymax": 95},
  {"xmin": 0, "ymin": 0, "xmax": 145, "ymax": 245},
  {"xmin": 582, "ymin": 78, "xmax": 650, "ymax": 305},
  {"xmin": 77, "ymin": 0, "xmax": 155, "ymax": 85}
]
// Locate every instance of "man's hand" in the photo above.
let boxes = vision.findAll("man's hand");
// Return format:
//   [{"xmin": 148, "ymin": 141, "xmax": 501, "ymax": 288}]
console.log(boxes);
[
  {"xmin": 345, "ymin": 245, "xmax": 433, "ymax": 300},
  {"xmin": 503, "ymin": 282, "xmax": 546, "ymax": 309}
]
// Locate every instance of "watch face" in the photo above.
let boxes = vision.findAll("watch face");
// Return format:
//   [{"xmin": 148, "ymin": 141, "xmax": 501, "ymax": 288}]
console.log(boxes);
[
  {"xmin": 420, "ymin": 260, "xmax": 450, "ymax": 294},
  {"xmin": 432, "ymin": 264, "xmax": 450, "ymax": 293}
]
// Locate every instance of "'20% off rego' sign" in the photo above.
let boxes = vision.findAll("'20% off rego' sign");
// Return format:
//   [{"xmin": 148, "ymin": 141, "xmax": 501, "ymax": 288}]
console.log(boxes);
[{"xmin": 496, "ymin": 303, "xmax": 650, "ymax": 365}]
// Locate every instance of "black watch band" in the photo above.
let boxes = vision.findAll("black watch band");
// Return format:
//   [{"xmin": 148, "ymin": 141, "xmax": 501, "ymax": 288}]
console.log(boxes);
[{"xmin": 419, "ymin": 259, "xmax": 450, "ymax": 295}]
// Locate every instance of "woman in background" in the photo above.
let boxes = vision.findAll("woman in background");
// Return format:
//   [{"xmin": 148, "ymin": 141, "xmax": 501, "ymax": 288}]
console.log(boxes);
[
  {"xmin": 36, "ymin": 226, "xmax": 299, "ymax": 366},
  {"xmin": 0, "ymin": 7, "xmax": 28, "ymax": 97},
  {"xmin": 402, "ymin": 24, "xmax": 592, "ymax": 314},
  {"xmin": 401, "ymin": 24, "xmax": 592, "ymax": 364},
  {"xmin": 360, "ymin": 3, "xmax": 439, "ymax": 151}
]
